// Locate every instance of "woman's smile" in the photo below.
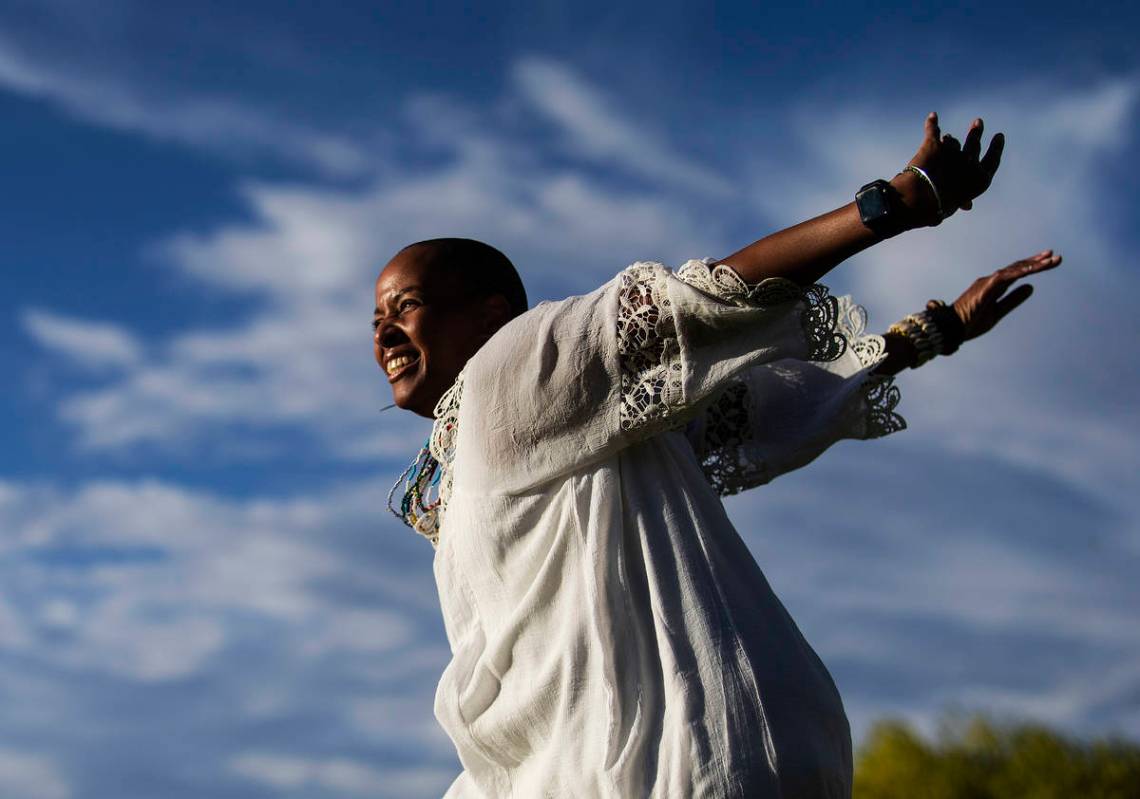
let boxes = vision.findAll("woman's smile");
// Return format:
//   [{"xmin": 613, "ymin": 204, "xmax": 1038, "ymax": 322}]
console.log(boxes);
[{"xmin": 383, "ymin": 350, "xmax": 421, "ymax": 382}]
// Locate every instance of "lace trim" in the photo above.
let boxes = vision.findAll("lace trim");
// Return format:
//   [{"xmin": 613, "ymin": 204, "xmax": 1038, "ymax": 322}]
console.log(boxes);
[
  {"xmin": 695, "ymin": 294, "xmax": 906, "ymax": 496},
  {"xmin": 834, "ymin": 296, "xmax": 906, "ymax": 438},
  {"xmin": 676, "ymin": 259, "xmax": 846, "ymax": 361},
  {"xmin": 617, "ymin": 263, "xmax": 685, "ymax": 432},
  {"xmin": 390, "ymin": 370, "xmax": 464, "ymax": 548},
  {"xmin": 618, "ymin": 259, "xmax": 847, "ymax": 434},
  {"xmin": 698, "ymin": 380, "xmax": 763, "ymax": 496},
  {"xmin": 428, "ymin": 370, "xmax": 464, "ymax": 528},
  {"xmin": 863, "ymin": 377, "xmax": 905, "ymax": 438}
]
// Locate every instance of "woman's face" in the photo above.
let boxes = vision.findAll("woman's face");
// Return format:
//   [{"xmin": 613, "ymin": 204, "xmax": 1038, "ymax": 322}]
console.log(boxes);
[{"xmin": 373, "ymin": 249, "xmax": 499, "ymax": 418}]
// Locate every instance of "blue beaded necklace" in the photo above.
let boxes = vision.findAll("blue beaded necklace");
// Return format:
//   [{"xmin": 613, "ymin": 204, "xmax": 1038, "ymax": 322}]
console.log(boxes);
[{"xmin": 387, "ymin": 436, "xmax": 442, "ymax": 533}]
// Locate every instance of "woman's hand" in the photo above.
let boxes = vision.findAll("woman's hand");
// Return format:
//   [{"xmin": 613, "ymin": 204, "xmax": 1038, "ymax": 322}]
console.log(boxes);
[
  {"xmin": 891, "ymin": 112, "xmax": 1005, "ymax": 227},
  {"xmin": 952, "ymin": 250, "xmax": 1062, "ymax": 342}
]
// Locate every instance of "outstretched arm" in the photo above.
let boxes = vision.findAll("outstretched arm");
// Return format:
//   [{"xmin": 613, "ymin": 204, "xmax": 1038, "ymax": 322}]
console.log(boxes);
[
  {"xmin": 718, "ymin": 113, "xmax": 1004, "ymax": 286},
  {"xmin": 874, "ymin": 250, "xmax": 1064, "ymax": 376}
]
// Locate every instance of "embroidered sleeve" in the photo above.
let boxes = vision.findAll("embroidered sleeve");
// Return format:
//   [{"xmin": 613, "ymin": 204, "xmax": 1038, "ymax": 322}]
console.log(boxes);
[
  {"xmin": 673, "ymin": 258, "xmax": 846, "ymax": 362},
  {"xmin": 691, "ymin": 293, "xmax": 906, "ymax": 496},
  {"xmin": 697, "ymin": 379, "xmax": 765, "ymax": 495},
  {"xmin": 616, "ymin": 264, "xmax": 685, "ymax": 432},
  {"xmin": 616, "ymin": 258, "xmax": 864, "ymax": 440}
]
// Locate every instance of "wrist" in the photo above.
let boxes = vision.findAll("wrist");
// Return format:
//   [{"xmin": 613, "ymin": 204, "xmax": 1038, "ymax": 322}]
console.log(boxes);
[
  {"xmin": 855, "ymin": 179, "xmax": 909, "ymax": 239},
  {"xmin": 887, "ymin": 300, "xmax": 964, "ymax": 368},
  {"xmin": 889, "ymin": 170, "xmax": 938, "ymax": 230},
  {"xmin": 879, "ymin": 331, "xmax": 919, "ymax": 374}
]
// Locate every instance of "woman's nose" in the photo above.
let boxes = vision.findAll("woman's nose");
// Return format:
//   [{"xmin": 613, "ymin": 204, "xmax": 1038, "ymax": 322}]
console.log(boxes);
[{"xmin": 378, "ymin": 323, "xmax": 408, "ymax": 349}]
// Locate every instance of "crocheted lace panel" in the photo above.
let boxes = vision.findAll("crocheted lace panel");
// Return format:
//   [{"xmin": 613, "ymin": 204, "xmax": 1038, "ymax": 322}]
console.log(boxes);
[
  {"xmin": 617, "ymin": 258, "xmax": 847, "ymax": 435},
  {"xmin": 693, "ymin": 292, "xmax": 906, "ymax": 496}
]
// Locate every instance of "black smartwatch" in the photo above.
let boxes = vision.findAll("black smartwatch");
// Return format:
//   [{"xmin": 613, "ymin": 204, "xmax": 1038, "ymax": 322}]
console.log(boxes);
[{"xmin": 855, "ymin": 179, "xmax": 904, "ymax": 236}]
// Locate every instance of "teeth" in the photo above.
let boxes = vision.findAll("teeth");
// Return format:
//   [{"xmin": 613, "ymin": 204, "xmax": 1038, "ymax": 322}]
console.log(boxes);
[{"xmin": 386, "ymin": 355, "xmax": 416, "ymax": 375}]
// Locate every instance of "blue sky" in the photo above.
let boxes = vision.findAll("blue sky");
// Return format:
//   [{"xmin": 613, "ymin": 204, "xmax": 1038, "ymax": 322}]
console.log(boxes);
[{"xmin": 2, "ymin": 1, "xmax": 1138, "ymax": 796}]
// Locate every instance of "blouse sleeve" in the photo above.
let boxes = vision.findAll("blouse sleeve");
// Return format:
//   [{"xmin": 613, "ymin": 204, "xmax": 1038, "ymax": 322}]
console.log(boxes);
[
  {"xmin": 685, "ymin": 294, "xmax": 906, "ymax": 496},
  {"xmin": 452, "ymin": 258, "xmax": 904, "ymax": 495}
]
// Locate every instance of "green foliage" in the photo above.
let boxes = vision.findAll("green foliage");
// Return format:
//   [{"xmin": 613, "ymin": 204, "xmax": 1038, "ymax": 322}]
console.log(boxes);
[{"xmin": 853, "ymin": 713, "xmax": 1140, "ymax": 799}]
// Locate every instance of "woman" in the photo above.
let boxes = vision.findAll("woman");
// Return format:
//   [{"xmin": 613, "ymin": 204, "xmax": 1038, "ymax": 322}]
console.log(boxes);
[{"xmin": 374, "ymin": 113, "xmax": 1061, "ymax": 798}]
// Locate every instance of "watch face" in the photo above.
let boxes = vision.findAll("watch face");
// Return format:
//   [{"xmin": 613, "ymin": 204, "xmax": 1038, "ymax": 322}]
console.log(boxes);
[
  {"xmin": 857, "ymin": 181, "xmax": 896, "ymax": 230},
  {"xmin": 858, "ymin": 186, "xmax": 889, "ymax": 221}
]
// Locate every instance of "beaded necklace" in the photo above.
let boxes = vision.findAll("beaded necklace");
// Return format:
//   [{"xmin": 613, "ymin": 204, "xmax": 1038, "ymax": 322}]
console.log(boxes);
[
  {"xmin": 387, "ymin": 437, "xmax": 442, "ymax": 537},
  {"xmin": 386, "ymin": 369, "xmax": 464, "ymax": 546}
]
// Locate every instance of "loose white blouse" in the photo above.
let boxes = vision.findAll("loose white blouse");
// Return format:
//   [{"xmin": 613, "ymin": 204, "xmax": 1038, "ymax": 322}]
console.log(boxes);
[{"xmin": 403, "ymin": 259, "xmax": 905, "ymax": 798}]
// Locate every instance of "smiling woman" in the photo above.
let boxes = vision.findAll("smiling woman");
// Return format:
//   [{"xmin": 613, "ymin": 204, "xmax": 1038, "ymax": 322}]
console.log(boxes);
[
  {"xmin": 373, "ymin": 239, "xmax": 528, "ymax": 419},
  {"xmin": 375, "ymin": 115, "xmax": 1061, "ymax": 798}
]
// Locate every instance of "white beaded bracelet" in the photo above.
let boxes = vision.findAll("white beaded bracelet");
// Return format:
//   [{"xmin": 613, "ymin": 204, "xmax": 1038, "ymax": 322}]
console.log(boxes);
[{"xmin": 889, "ymin": 306, "xmax": 952, "ymax": 367}]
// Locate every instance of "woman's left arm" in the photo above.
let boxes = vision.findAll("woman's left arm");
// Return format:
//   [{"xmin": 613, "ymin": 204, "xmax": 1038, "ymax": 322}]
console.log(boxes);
[
  {"xmin": 718, "ymin": 113, "xmax": 1004, "ymax": 287},
  {"xmin": 874, "ymin": 250, "xmax": 1064, "ymax": 376}
]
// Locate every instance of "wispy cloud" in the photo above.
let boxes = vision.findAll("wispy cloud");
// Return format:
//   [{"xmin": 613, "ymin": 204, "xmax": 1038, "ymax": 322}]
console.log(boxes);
[
  {"xmin": 230, "ymin": 753, "xmax": 455, "ymax": 797},
  {"xmin": 22, "ymin": 308, "xmax": 143, "ymax": 371},
  {"xmin": 0, "ymin": 475, "xmax": 456, "ymax": 794},
  {"xmin": 725, "ymin": 78, "xmax": 1140, "ymax": 740},
  {"xmin": 6, "ymin": 36, "xmax": 1140, "ymax": 798},
  {"xmin": 725, "ymin": 441, "xmax": 1140, "ymax": 741},
  {"xmin": 23, "ymin": 72, "xmax": 1138, "ymax": 483},
  {"xmin": 743, "ymin": 76, "xmax": 1140, "ymax": 502},
  {"xmin": 512, "ymin": 56, "xmax": 733, "ymax": 196},
  {"xmin": 0, "ymin": 750, "xmax": 70, "ymax": 799},
  {"xmin": 0, "ymin": 33, "xmax": 371, "ymax": 177},
  {"xmin": 25, "ymin": 60, "xmax": 724, "ymax": 456}
]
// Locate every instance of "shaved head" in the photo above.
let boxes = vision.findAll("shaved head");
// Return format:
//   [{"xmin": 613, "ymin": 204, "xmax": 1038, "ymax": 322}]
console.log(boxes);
[{"xmin": 400, "ymin": 238, "xmax": 528, "ymax": 319}]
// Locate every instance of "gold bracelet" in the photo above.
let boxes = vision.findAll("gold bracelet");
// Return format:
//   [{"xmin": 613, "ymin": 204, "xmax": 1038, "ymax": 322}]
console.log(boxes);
[{"xmin": 888, "ymin": 304, "xmax": 955, "ymax": 368}]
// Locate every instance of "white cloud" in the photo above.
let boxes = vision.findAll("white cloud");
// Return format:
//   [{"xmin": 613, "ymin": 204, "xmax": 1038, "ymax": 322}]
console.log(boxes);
[
  {"xmin": 25, "ymin": 60, "xmax": 722, "ymax": 456},
  {"xmin": 26, "ymin": 72, "xmax": 1137, "ymax": 500},
  {"xmin": 229, "ymin": 753, "xmax": 384, "ymax": 793},
  {"xmin": 512, "ymin": 56, "xmax": 733, "ymax": 196},
  {"xmin": 0, "ymin": 595, "xmax": 30, "ymax": 648},
  {"xmin": 1039, "ymin": 79, "xmax": 1139, "ymax": 149},
  {"xmin": 0, "ymin": 471, "xmax": 457, "ymax": 792},
  {"xmin": 230, "ymin": 753, "xmax": 455, "ymax": 797},
  {"xmin": 298, "ymin": 608, "xmax": 414, "ymax": 656},
  {"xmin": 724, "ymin": 437, "xmax": 1140, "ymax": 742},
  {"xmin": 0, "ymin": 478, "xmax": 438, "ymax": 683},
  {"xmin": 348, "ymin": 695, "xmax": 455, "ymax": 752},
  {"xmin": 0, "ymin": 751, "xmax": 71, "ymax": 799},
  {"xmin": 6, "ymin": 41, "xmax": 1140, "ymax": 796},
  {"xmin": 0, "ymin": 33, "xmax": 370, "ymax": 177},
  {"xmin": 22, "ymin": 309, "xmax": 143, "ymax": 370},
  {"xmin": 743, "ymin": 76, "xmax": 1140, "ymax": 506}
]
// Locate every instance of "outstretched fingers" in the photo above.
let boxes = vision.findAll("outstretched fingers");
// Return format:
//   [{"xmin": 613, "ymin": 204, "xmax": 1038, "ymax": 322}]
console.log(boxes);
[
  {"xmin": 962, "ymin": 118, "xmax": 984, "ymax": 161},
  {"xmin": 989, "ymin": 251, "xmax": 1062, "ymax": 298},
  {"xmin": 1007, "ymin": 250, "xmax": 1063, "ymax": 278},
  {"xmin": 956, "ymin": 250, "xmax": 1061, "ymax": 341},
  {"xmin": 994, "ymin": 283, "xmax": 1035, "ymax": 322},
  {"xmin": 924, "ymin": 111, "xmax": 941, "ymax": 146},
  {"xmin": 961, "ymin": 124, "xmax": 981, "ymax": 211},
  {"xmin": 980, "ymin": 132, "xmax": 1005, "ymax": 178}
]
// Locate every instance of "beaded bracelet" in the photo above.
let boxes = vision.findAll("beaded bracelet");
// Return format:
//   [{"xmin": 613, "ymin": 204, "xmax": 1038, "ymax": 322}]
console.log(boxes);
[{"xmin": 888, "ymin": 300, "xmax": 965, "ymax": 368}]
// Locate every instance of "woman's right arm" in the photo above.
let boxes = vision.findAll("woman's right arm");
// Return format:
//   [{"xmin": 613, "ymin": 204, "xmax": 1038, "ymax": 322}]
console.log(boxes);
[{"xmin": 717, "ymin": 113, "xmax": 1005, "ymax": 288}]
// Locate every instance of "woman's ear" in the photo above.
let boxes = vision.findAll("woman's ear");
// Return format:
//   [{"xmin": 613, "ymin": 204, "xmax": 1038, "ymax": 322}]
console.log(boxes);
[{"xmin": 479, "ymin": 294, "xmax": 512, "ymax": 337}]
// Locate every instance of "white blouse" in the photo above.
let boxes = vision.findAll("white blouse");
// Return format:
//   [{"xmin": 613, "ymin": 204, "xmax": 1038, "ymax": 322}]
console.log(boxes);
[{"xmin": 402, "ymin": 259, "xmax": 905, "ymax": 798}]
